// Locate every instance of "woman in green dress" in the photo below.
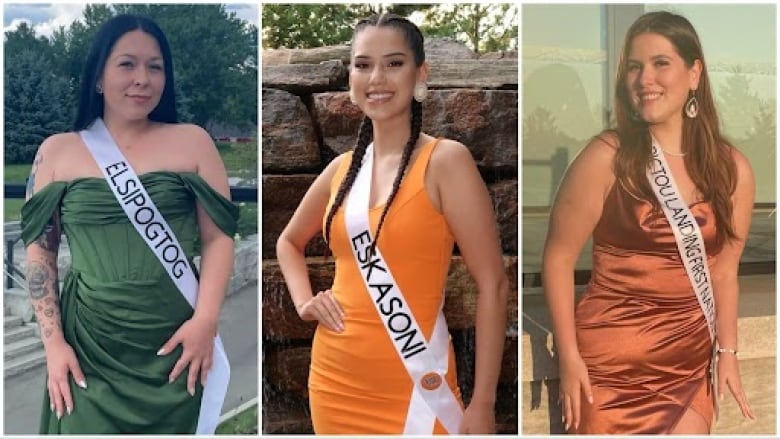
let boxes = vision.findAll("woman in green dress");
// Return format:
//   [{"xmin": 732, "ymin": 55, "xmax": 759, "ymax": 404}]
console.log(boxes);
[{"xmin": 22, "ymin": 14, "xmax": 238, "ymax": 433}]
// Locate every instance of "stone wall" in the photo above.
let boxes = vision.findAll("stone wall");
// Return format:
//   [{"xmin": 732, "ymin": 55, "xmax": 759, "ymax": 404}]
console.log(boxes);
[{"xmin": 261, "ymin": 39, "xmax": 518, "ymax": 434}]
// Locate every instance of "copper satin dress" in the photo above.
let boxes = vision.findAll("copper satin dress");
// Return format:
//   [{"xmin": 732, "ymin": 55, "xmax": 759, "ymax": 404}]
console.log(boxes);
[{"xmin": 574, "ymin": 180, "xmax": 721, "ymax": 434}]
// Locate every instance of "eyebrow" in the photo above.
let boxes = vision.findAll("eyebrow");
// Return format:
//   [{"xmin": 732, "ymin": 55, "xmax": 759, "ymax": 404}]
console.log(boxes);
[
  {"xmin": 354, "ymin": 52, "xmax": 408, "ymax": 60},
  {"xmin": 627, "ymin": 54, "xmax": 671, "ymax": 63},
  {"xmin": 114, "ymin": 53, "xmax": 164, "ymax": 61}
]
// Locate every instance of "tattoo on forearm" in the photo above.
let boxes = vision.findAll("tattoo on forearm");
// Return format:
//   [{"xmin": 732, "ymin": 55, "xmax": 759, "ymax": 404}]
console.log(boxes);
[
  {"xmin": 27, "ymin": 262, "xmax": 50, "ymax": 300},
  {"xmin": 33, "ymin": 218, "xmax": 61, "ymax": 252}
]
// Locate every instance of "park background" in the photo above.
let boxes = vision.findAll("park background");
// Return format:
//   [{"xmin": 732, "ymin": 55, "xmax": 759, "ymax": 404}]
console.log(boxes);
[{"xmin": 2, "ymin": 3, "xmax": 259, "ymax": 434}]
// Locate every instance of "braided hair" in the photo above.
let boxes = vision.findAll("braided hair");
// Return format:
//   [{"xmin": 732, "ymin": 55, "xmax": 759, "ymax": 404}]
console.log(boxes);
[{"xmin": 323, "ymin": 13, "xmax": 426, "ymax": 252}]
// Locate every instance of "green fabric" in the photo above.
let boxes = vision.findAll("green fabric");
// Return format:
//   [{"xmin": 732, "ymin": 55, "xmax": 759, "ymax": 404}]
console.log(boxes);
[{"xmin": 21, "ymin": 172, "xmax": 238, "ymax": 434}]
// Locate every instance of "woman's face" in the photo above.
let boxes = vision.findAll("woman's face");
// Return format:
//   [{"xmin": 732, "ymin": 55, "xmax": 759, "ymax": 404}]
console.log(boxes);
[
  {"xmin": 349, "ymin": 26, "xmax": 426, "ymax": 122},
  {"xmin": 99, "ymin": 29, "xmax": 165, "ymax": 122},
  {"xmin": 625, "ymin": 32, "xmax": 701, "ymax": 127}
]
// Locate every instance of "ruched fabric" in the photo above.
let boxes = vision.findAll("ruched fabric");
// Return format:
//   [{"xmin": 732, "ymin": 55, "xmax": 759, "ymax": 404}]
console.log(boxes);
[
  {"xmin": 309, "ymin": 139, "xmax": 463, "ymax": 434},
  {"xmin": 22, "ymin": 172, "xmax": 238, "ymax": 434},
  {"xmin": 574, "ymin": 181, "xmax": 721, "ymax": 434}
]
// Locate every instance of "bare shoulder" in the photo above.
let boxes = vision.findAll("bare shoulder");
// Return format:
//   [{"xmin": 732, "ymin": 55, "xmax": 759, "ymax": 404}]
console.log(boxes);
[
  {"xmin": 728, "ymin": 144, "xmax": 753, "ymax": 176},
  {"xmin": 161, "ymin": 123, "xmax": 214, "ymax": 150},
  {"xmin": 429, "ymin": 138, "xmax": 475, "ymax": 170},
  {"xmin": 37, "ymin": 132, "xmax": 81, "ymax": 157},
  {"xmin": 319, "ymin": 151, "xmax": 350, "ymax": 184}
]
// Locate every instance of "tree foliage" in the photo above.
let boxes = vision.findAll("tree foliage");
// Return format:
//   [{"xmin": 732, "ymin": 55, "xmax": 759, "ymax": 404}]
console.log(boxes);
[
  {"xmin": 3, "ymin": 4, "xmax": 257, "ymax": 163},
  {"xmin": 261, "ymin": 3, "xmax": 516, "ymax": 54}
]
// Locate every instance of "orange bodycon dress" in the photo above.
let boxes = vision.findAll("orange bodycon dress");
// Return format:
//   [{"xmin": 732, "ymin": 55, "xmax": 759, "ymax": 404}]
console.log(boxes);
[
  {"xmin": 309, "ymin": 139, "xmax": 463, "ymax": 433},
  {"xmin": 574, "ymin": 181, "xmax": 720, "ymax": 434}
]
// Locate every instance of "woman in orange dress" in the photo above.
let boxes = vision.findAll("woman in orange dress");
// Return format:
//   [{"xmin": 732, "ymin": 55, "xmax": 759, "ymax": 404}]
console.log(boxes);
[
  {"xmin": 543, "ymin": 11, "xmax": 756, "ymax": 434},
  {"xmin": 276, "ymin": 13, "xmax": 508, "ymax": 434}
]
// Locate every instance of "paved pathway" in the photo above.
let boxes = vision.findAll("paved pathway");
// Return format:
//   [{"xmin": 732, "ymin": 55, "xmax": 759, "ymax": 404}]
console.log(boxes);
[{"xmin": 3, "ymin": 281, "xmax": 258, "ymax": 434}]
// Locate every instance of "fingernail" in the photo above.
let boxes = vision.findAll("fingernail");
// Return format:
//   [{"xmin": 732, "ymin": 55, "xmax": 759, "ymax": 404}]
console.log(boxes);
[
  {"xmin": 157, "ymin": 348, "xmax": 166, "ymax": 356},
  {"xmin": 67, "ymin": 405, "xmax": 72, "ymax": 415},
  {"xmin": 588, "ymin": 395, "xmax": 594, "ymax": 404},
  {"xmin": 169, "ymin": 376, "xmax": 174, "ymax": 384},
  {"xmin": 77, "ymin": 380, "xmax": 87, "ymax": 389},
  {"xmin": 188, "ymin": 387, "xmax": 195, "ymax": 396},
  {"xmin": 719, "ymin": 393, "xmax": 724, "ymax": 401},
  {"xmin": 50, "ymin": 403, "xmax": 54, "ymax": 413},
  {"xmin": 56, "ymin": 411, "xmax": 62, "ymax": 420}
]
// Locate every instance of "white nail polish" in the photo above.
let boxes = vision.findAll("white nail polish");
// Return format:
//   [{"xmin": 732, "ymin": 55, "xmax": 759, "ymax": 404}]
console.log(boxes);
[
  {"xmin": 78, "ymin": 380, "xmax": 87, "ymax": 389},
  {"xmin": 157, "ymin": 348, "xmax": 166, "ymax": 356}
]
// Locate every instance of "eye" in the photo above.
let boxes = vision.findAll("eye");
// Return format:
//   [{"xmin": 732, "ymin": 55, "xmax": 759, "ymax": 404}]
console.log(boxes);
[
  {"xmin": 119, "ymin": 60, "xmax": 134, "ymax": 68},
  {"xmin": 655, "ymin": 59, "xmax": 670, "ymax": 67},
  {"xmin": 388, "ymin": 60, "xmax": 404, "ymax": 68},
  {"xmin": 149, "ymin": 63, "xmax": 164, "ymax": 71},
  {"xmin": 626, "ymin": 63, "xmax": 640, "ymax": 72},
  {"xmin": 353, "ymin": 62, "xmax": 369, "ymax": 70}
]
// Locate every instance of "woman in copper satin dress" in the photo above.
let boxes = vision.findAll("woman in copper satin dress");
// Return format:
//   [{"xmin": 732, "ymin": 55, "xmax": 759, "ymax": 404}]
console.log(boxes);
[{"xmin": 543, "ymin": 11, "xmax": 756, "ymax": 434}]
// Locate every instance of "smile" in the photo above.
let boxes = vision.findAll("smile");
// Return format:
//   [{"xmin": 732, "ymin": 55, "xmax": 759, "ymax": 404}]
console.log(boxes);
[
  {"xmin": 639, "ymin": 92, "xmax": 662, "ymax": 102},
  {"xmin": 366, "ymin": 92, "xmax": 393, "ymax": 102}
]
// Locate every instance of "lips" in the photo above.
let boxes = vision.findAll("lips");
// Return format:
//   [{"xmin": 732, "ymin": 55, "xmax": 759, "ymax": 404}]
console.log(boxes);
[
  {"xmin": 366, "ymin": 92, "xmax": 393, "ymax": 102},
  {"xmin": 638, "ymin": 92, "xmax": 662, "ymax": 103}
]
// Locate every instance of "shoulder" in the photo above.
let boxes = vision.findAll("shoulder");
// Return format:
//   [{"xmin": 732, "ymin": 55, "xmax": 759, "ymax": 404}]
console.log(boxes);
[
  {"xmin": 36, "ymin": 132, "xmax": 83, "ymax": 166},
  {"xmin": 572, "ymin": 131, "xmax": 618, "ymax": 173},
  {"xmin": 429, "ymin": 138, "xmax": 475, "ymax": 171},
  {"xmin": 726, "ymin": 143, "xmax": 755, "ymax": 187},
  {"xmin": 160, "ymin": 123, "xmax": 215, "ymax": 150},
  {"xmin": 321, "ymin": 151, "xmax": 350, "ymax": 182}
]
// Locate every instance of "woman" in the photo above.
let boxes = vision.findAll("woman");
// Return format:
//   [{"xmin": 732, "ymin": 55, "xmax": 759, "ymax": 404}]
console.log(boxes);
[
  {"xmin": 22, "ymin": 14, "xmax": 238, "ymax": 434},
  {"xmin": 276, "ymin": 13, "xmax": 508, "ymax": 434},
  {"xmin": 543, "ymin": 11, "xmax": 756, "ymax": 434}
]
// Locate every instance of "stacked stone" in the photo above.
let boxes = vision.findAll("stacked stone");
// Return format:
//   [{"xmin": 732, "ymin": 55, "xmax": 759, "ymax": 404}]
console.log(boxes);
[{"xmin": 262, "ymin": 38, "xmax": 518, "ymax": 434}]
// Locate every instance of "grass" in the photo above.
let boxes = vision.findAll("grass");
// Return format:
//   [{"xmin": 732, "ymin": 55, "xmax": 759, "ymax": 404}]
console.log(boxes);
[
  {"xmin": 6, "ymin": 164, "xmax": 30, "ymax": 184},
  {"xmin": 216, "ymin": 403, "xmax": 258, "ymax": 435}
]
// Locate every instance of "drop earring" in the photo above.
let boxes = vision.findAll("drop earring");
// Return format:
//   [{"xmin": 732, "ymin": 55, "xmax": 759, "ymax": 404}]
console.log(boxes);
[
  {"xmin": 685, "ymin": 90, "xmax": 698, "ymax": 118},
  {"xmin": 413, "ymin": 83, "xmax": 428, "ymax": 102},
  {"xmin": 96, "ymin": 84, "xmax": 103, "ymax": 94}
]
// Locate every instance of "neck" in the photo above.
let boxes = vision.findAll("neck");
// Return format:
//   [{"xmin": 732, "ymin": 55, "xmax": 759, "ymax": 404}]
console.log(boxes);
[
  {"xmin": 371, "ymin": 112, "xmax": 414, "ymax": 157},
  {"xmin": 102, "ymin": 114, "xmax": 153, "ymax": 147},
  {"xmin": 648, "ymin": 117, "xmax": 684, "ymax": 155}
]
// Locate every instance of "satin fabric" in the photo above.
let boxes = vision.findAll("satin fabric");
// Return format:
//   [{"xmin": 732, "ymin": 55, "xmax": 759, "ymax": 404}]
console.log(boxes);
[
  {"xmin": 22, "ymin": 172, "xmax": 238, "ymax": 434},
  {"xmin": 573, "ymin": 181, "xmax": 720, "ymax": 434},
  {"xmin": 309, "ymin": 139, "xmax": 463, "ymax": 434}
]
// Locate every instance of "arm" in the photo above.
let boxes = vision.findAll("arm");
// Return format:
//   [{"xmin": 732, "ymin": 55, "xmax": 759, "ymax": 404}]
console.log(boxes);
[
  {"xmin": 276, "ymin": 155, "xmax": 345, "ymax": 332},
  {"xmin": 432, "ymin": 140, "xmax": 508, "ymax": 434},
  {"xmin": 25, "ymin": 138, "xmax": 86, "ymax": 419},
  {"xmin": 541, "ymin": 135, "xmax": 615, "ymax": 431},
  {"xmin": 160, "ymin": 125, "xmax": 234, "ymax": 394},
  {"xmin": 711, "ymin": 147, "xmax": 756, "ymax": 419}
]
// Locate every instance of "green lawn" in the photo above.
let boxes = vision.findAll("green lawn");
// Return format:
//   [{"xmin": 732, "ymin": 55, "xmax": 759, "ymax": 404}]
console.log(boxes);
[
  {"xmin": 216, "ymin": 403, "xmax": 258, "ymax": 435},
  {"xmin": 6, "ymin": 164, "xmax": 30, "ymax": 184}
]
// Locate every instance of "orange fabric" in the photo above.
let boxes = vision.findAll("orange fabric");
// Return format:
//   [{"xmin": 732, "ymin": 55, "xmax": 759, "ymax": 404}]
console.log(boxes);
[
  {"xmin": 309, "ymin": 139, "xmax": 463, "ymax": 434},
  {"xmin": 573, "ymin": 181, "xmax": 719, "ymax": 434}
]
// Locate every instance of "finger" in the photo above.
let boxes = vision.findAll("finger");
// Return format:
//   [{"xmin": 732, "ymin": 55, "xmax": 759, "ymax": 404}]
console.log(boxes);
[
  {"xmin": 326, "ymin": 290, "xmax": 345, "ymax": 317},
  {"xmin": 169, "ymin": 355, "xmax": 191, "ymax": 383},
  {"xmin": 58, "ymin": 377, "xmax": 74, "ymax": 416},
  {"xmin": 313, "ymin": 299, "xmax": 342, "ymax": 332},
  {"xmin": 581, "ymin": 376, "xmax": 594, "ymax": 405},
  {"xmin": 563, "ymin": 392, "xmax": 572, "ymax": 431},
  {"xmin": 728, "ymin": 379, "xmax": 756, "ymax": 420},
  {"xmin": 69, "ymin": 358, "xmax": 87, "ymax": 390},
  {"xmin": 187, "ymin": 358, "xmax": 200, "ymax": 396},
  {"xmin": 200, "ymin": 355, "xmax": 212, "ymax": 387},
  {"xmin": 158, "ymin": 331, "xmax": 181, "ymax": 356},
  {"xmin": 320, "ymin": 293, "xmax": 344, "ymax": 330},
  {"xmin": 571, "ymin": 386, "xmax": 581, "ymax": 432},
  {"xmin": 47, "ymin": 379, "xmax": 61, "ymax": 419}
]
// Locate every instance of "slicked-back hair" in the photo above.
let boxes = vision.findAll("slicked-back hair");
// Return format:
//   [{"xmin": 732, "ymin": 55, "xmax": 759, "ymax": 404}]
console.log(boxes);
[
  {"xmin": 323, "ymin": 13, "xmax": 426, "ymax": 253},
  {"xmin": 74, "ymin": 14, "xmax": 177, "ymax": 130}
]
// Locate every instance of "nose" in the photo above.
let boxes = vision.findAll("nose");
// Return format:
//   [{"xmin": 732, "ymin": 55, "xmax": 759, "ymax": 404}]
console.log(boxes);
[
  {"xmin": 637, "ymin": 64, "xmax": 654, "ymax": 87},
  {"xmin": 368, "ymin": 64, "xmax": 386, "ymax": 84},
  {"xmin": 134, "ymin": 66, "xmax": 151, "ymax": 86}
]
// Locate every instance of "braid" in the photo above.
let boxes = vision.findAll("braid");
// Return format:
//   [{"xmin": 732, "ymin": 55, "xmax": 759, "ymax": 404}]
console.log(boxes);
[
  {"xmin": 324, "ymin": 116, "xmax": 374, "ymax": 245},
  {"xmin": 371, "ymin": 100, "xmax": 423, "ymax": 254}
]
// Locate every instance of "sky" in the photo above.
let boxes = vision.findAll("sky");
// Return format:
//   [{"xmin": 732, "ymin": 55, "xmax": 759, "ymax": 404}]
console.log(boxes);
[{"xmin": 3, "ymin": 3, "xmax": 258, "ymax": 38}]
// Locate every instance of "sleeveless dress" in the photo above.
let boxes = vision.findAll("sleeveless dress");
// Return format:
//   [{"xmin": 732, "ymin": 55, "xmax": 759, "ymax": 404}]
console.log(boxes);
[
  {"xmin": 574, "ymin": 180, "xmax": 721, "ymax": 434},
  {"xmin": 309, "ymin": 139, "xmax": 463, "ymax": 434},
  {"xmin": 21, "ymin": 171, "xmax": 238, "ymax": 434}
]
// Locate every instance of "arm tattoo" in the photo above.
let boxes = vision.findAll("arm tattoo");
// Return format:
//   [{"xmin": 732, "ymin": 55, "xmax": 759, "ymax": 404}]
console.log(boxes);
[
  {"xmin": 27, "ymin": 262, "xmax": 50, "ymax": 300},
  {"xmin": 26, "ymin": 152, "xmax": 43, "ymax": 199}
]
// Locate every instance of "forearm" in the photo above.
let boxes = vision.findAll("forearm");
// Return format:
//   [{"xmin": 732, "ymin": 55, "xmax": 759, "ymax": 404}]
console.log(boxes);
[
  {"xmin": 26, "ymin": 247, "xmax": 64, "ymax": 348},
  {"xmin": 276, "ymin": 235, "xmax": 315, "ymax": 312},
  {"xmin": 714, "ymin": 275, "xmax": 739, "ymax": 350},
  {"xmin": 470, "ymin": 275, "xmax": 509, "ymax": 405},
  {"xmin": 542, "ymin": 254, "xmax": 579, "ymax": 359},
  {"xmin": 193, "ymin": 235, "xmax": 234, "ymax": 326}
]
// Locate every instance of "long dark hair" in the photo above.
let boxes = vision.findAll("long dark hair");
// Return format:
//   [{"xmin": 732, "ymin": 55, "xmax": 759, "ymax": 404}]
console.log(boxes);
[
  {"xmin": 74, "ymin": 14, "xmax": 177, "ymax": 130},
  {"xmin": 612, "ymin": 11, "xmax": 737, "ymax": 244},
  {"xmin": 323, "ymin": 13, "xmax": 426, "ymax": 250}
]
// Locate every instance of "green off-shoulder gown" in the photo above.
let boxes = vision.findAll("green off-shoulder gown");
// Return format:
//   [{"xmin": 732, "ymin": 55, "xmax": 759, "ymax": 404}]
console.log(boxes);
[{"xmin": 21, "ymin": 172, "xmax": 238, "ymax": 434}]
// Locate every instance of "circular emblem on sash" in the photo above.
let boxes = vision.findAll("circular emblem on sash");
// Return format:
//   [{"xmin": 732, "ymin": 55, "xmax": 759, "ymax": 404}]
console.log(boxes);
[{"xmin": 420, "ymin": 372, "xmax": 442, "ymax": 390}]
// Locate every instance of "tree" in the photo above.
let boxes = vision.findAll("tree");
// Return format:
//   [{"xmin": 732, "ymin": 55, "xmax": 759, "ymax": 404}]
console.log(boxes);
[
  {"xmin": 420, "ymin": 4, "xmax": 518, "ymax": 54},
  {"xmin": 4, "ymin": 50, "xmax": 72, "ymax": 163},
  {"xmin": 262, "ymin": 4, "xmax": 434, "ymax": 49}
]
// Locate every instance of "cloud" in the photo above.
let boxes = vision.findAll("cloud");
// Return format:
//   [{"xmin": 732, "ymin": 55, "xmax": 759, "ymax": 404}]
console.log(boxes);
[{"xmin": 4, "ymin": 3, "xmax": 85, "ymax": 39}]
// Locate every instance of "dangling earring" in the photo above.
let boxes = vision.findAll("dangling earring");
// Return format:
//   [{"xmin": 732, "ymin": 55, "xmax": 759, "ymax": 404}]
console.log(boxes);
[
  {"xmin": 96, "ymin": 84, "xmax": 103, "ymax": 94},
  {"xmin": 685, "ymin": 90, "xmax": 698, "ymax": 118},
  {"xmin": 413, "ymin": 83, "xmax": 428, "ymax": 102}
]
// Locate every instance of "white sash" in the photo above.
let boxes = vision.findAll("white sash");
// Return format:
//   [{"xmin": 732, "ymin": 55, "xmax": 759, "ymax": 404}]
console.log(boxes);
[
  {"xmin": 80, "ymin": 118, "xmax": 230, "ymax": 434},
  {"xmin": 344, "ymin": 143, "xmax": 463, "ymax": 434},
  {"xmin": 647, "ymin": 140, "xmax": 719, "ymax": 418}
]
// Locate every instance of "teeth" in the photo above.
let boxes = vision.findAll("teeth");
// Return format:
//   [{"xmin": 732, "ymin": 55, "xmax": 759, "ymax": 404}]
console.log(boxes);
[
  {"xmin": 368, "ymin": 93, "xmax": 392, "ymax": 99},
  {"xmin": 640, "ymin": 93, "xmax": 661, "ymax": 101}
]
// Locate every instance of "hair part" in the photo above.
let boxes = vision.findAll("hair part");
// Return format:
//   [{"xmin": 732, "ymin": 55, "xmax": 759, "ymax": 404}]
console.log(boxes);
[
  {"xmin": 611, "ymin": 10, "xmax": 737, "ymax": 245},
  {"xmin": 324, "ymin": 13, "xmax": 426, "ymax": 249},
  {"xmin": 74, "ymin": 14, "xmax": 178, "ymax": 130}
]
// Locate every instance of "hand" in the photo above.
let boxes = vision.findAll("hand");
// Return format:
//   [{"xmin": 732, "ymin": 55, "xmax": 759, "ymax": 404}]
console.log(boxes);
[
  {"xmin": 558, "ymin": 352, "xmax": 593, "ymax": 432},
  {"xmin": 459, "ymin": 400, "xmax": 495, "ymax": 434},
  {"xmin": 44, "ymin": 338, "xmax": 87, "ymax": 419},
  {"xmin": 158, "ymin": 317, "xmax": 217, "ymax": 396},
  {"xmin": 717, "ymin": 352, "xmax": 756, "ymax": 420},
  {"xmin": 296, "ymin": 289, "xmax": 345, "ymax": 332}
]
